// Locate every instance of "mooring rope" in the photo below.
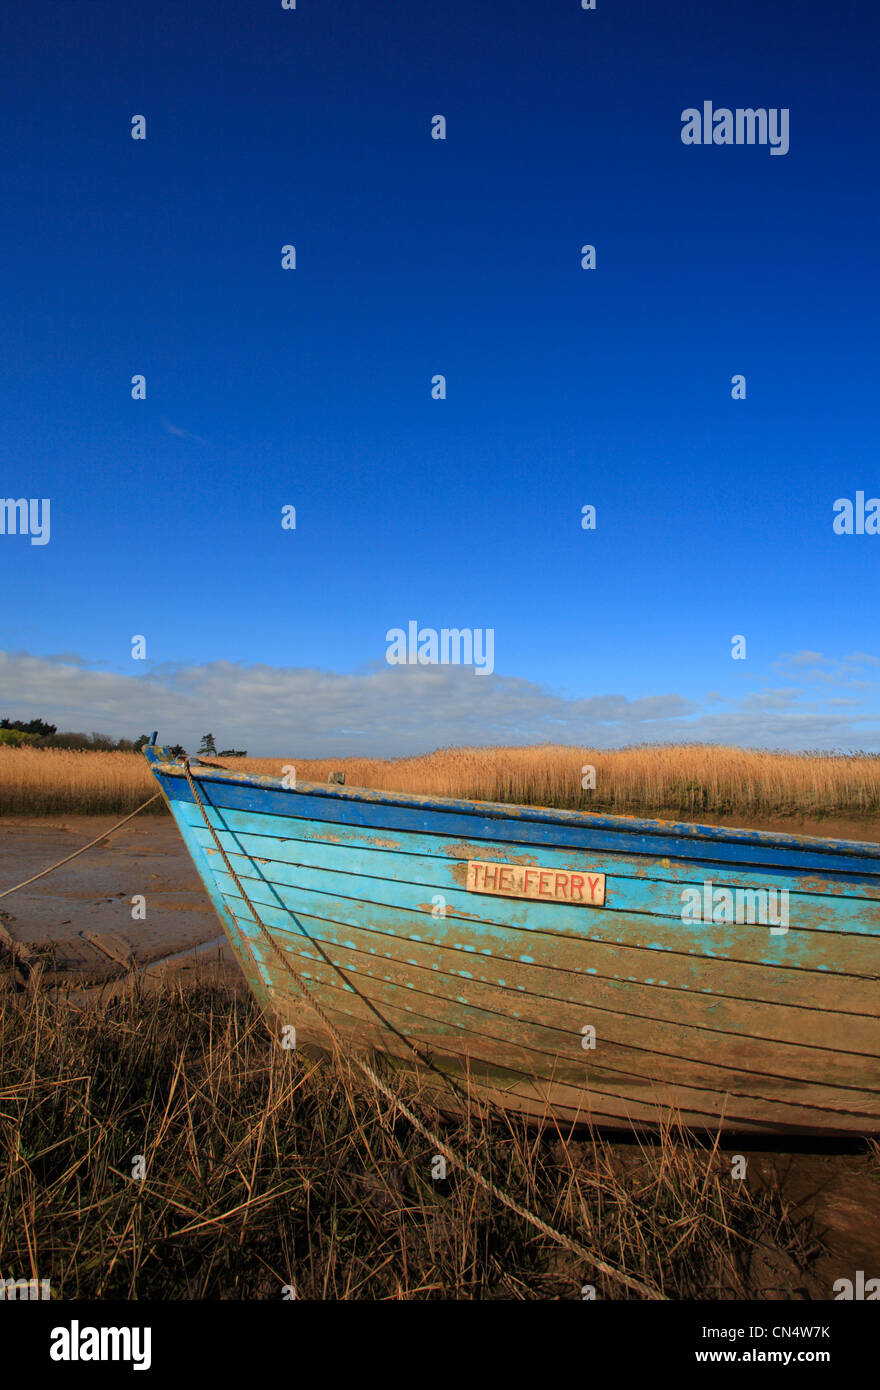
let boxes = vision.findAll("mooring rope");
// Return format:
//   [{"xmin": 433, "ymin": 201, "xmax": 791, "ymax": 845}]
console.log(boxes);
[
  {"xmin": 0, "ymin": 794, "xmax": 162, "ymax": 901},
  {"xmin": 179, "ymin": 757, "xmax": 664, "ymax": 1300}
]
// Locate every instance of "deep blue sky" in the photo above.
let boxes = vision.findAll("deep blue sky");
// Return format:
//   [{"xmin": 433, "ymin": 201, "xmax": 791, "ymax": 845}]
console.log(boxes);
[{"xmin": 1, "ymin": 0, "xmax": 878, "ymax": 754}]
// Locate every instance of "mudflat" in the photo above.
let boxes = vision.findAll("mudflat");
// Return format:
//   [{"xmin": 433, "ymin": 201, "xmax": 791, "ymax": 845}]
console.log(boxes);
[{"xmin": 0, "ymin": 814, "xmax": 238, "ymax": 990}]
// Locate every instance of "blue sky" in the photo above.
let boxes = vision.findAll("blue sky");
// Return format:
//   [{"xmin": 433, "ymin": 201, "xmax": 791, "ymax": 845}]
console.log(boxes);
[{"xmin": 1, "ymin": 0, "xmax": 879, "ymax": 754}]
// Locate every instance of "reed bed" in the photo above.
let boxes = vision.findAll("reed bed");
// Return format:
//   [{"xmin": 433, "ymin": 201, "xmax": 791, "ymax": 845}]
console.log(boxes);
[
  {"xmin": 0, "ymin": 975, "xmax": 821, "ymax": 1300},
  {"xmin": 2, "ymin": 743, "xmax": 879, "ymax": 820},
  {"xmin": 0, "ymin": 748, "xmax": 165, "ymax": 817}
]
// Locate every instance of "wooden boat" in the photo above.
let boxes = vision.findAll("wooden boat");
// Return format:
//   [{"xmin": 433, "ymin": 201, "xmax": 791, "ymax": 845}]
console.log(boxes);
[{"xmin": 143, "ymin": 738, "xmax": 880, "ymax": 1136}]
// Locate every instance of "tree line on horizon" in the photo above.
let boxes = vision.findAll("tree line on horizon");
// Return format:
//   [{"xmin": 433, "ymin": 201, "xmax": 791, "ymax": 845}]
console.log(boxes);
[{"xmin": 0, "ymin": 719, "xmax": 246, "ymax": 758}]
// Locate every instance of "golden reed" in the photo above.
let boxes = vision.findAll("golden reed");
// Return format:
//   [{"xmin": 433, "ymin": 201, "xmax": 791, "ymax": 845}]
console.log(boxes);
[{"xmin": 1, "ymin": 743, "xmax": 878, "ymax": 818}]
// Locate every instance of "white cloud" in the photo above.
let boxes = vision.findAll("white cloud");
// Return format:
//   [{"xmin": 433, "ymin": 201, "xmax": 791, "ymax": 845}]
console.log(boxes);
[
  {"xmin": 782, "ymin": 650, "xmax": 828, "ymax": 667},
  {"xmin": 844, "ymin": 651, "xmax": 880, "ymax": 667},
  {"xmin": 161, "ymin": 419, "xmax": 210, "ymax": 446},
  {"xmin": 0, "ymin": 650, "xmax": 878, "ymax": 755}
]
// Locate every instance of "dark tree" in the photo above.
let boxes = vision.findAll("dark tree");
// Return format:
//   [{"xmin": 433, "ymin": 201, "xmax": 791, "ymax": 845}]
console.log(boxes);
[{"xmin": 1, "ymin": 716, "xmax": 57, "ymax": 736}]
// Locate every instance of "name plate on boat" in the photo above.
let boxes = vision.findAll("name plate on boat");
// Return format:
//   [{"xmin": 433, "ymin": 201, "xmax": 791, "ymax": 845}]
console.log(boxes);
[{"xmin": 466, "ymin": 860, "xmax": 605, "ymax": 906}]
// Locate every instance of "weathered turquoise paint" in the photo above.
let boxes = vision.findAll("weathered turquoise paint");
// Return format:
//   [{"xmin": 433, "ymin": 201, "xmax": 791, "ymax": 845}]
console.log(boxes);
[{"xmin": 144, "ymin": 743, "xmax": 880, "ymax": 1135}]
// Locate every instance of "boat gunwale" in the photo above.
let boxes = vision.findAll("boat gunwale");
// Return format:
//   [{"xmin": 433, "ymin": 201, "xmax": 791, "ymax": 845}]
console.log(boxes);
[{"xmin": 143, "ymin": 746, "xmax": 880, "ymax": 860}]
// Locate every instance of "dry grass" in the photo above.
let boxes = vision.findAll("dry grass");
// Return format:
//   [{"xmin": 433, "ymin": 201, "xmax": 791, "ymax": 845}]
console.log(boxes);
[
  {"xmin": 0, "ymin": 747, "xmax": 166, "ymax": 817},
  {"xmin": 240, "ymin": 744, "xmax": 880, "ymax": 819},
  {"xmin": 2, "ymin": 742, "xmax": 879, "ymax": 820},
  {"xmin": 0, "ymin": 974, "xmax": 823, "ymax": 1300}
]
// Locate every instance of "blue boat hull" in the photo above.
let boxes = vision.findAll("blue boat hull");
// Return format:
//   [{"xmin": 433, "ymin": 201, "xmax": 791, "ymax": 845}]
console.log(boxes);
[{"xmin": 144, "ymin": 745, "xmax": 880, "ymax": 1135}]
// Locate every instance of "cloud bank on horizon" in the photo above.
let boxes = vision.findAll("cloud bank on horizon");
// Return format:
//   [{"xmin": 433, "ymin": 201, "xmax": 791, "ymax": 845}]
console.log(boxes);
[{"xmin": 1, "ymin": 648, "xmax": 878, "ymax": 758}]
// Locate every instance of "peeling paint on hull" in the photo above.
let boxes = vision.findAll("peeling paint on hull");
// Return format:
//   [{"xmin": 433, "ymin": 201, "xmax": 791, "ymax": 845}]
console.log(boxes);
[{"xmin": 144, "ymin": 745, "xmax": 880, "ymax": 1136}]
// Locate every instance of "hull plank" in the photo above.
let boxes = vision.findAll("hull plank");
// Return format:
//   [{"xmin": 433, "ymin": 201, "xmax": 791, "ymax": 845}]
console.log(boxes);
[
  {"xmin": 244, "ymin": 953, "xmax": 877, "ymax": 1135},
  {"xmin": 228, "ymin": 911, "xmax": 880, "ymax": 1113},
  {"xmin": 193, "ymin": 842, "xmax": 880, "ymax": 977},
  {"xmin": 156, "ymin": 768, "xmax": 880, "ymax": 879},
  {"xmin": 176, "ymin": 800, "xmax": 880, "ymax": 904},
  {"xmin": 212, "ymin": 892, "xmax": 880, "ymax": 1059},
  {"xmin": 198, "ymin": 857, "xmax": 880, "ymax": 1013}
]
